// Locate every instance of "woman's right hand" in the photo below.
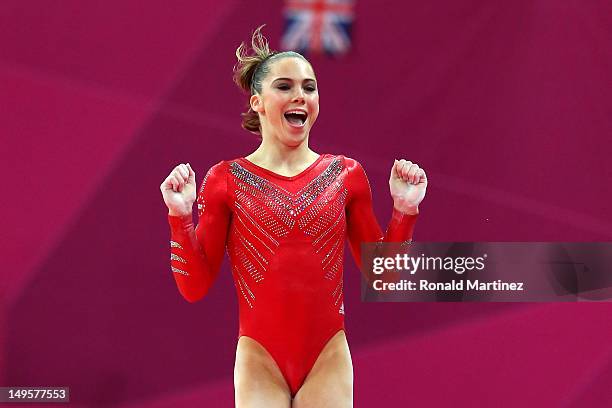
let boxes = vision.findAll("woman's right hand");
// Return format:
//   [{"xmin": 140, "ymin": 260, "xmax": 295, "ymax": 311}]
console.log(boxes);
[{"xmin": 160, "ymin": 163, "xmax": 197, "ymax": 216}]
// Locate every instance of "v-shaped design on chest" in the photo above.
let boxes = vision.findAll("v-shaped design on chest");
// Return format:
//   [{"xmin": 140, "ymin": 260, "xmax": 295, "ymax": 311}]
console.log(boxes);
[
  {"xmin": 227, "ymin": 158, "xmax": 349, "ymax": 310},
  {"xmin": 229, "ymin": 158, "xmax": 346, "ymax": 236}
]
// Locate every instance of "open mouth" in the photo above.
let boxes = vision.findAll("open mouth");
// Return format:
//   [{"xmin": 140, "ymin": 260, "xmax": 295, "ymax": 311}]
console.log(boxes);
[{"xmin": 283, "ymin": 110, "xmax": 308, "ymax": 127}]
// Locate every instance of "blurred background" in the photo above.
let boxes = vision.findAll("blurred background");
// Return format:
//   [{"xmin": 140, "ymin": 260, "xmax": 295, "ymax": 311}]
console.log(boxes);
[{"xmin": 1, "ymin": 0, "xmax": 611, "ymax": 406}]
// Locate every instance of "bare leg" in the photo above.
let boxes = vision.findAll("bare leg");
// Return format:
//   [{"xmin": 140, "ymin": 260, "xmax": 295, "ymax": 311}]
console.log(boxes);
[
  {"xmin": 234, "ymin": 336, "xmax": 292, "ymax": 408},
  {"xmin": 292, "ymin": 330, "xmax": 353, "ymax": 408}
]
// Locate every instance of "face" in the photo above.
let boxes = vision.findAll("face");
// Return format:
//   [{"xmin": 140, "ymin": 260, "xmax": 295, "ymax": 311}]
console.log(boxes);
[{"xmin": 250, "ymin": 57, "xmax": 319, "ymax": 146}]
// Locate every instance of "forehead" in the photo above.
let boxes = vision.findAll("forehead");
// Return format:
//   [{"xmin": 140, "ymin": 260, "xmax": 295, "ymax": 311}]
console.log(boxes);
[{"xmin": 267, "ymin": 57, "xmax": 316, "ymax": 81}]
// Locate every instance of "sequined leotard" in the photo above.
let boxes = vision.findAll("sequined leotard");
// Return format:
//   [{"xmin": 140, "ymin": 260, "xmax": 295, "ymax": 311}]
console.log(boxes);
[{"xmin": 167, "ymin": 154, "xmax": 418, "ymax": 396}]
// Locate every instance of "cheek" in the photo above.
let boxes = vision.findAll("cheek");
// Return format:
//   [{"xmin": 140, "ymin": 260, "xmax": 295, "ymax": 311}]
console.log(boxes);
[
  {"xmin": 268, "ymin": 95, "xmax": 287, "ymax": 111},
  {"xmin": 262, "ymin": 98, "xmax": 282, "ymax": 119},
  {"xmin": 308, "ymin": 97, "xmax": 320, "ymax": 117}
]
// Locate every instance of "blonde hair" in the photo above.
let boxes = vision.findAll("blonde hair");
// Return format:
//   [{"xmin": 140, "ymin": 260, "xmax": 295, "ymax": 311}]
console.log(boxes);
[{"xmin": 233, "ymin": 25, "xmax": 310, "ymax": 134}]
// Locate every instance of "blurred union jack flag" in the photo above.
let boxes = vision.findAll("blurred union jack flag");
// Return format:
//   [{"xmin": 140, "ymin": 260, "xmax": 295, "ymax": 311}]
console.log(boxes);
[{"xmin": 281, "ymin": 0, "xmax": 355, "ymax": 56}]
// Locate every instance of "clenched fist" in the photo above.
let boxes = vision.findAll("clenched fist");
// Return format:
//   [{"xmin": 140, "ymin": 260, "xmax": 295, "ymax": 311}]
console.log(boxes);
[
  {"xmin": 389, "ymin": 159, "xmax": 427, "ymax": 214},
  {"xmin": 160, "ymin": 163, "xmax": 197, "ymax": 216}
]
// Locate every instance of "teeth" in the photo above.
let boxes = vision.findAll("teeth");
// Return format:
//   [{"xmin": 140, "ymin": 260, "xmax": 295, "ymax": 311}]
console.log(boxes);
[{"xmin": 285, "ymin": 110, "xmax": 307, "ymax": 116}]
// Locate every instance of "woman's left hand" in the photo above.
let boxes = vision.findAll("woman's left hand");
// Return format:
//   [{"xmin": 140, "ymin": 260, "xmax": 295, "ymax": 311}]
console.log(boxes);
[{"xmin": 389, "ymin": 159, "xmax": 428, "ymax": 214}]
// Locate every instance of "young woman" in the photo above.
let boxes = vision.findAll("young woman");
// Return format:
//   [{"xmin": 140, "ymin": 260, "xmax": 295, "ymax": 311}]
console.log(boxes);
[{"xmin": 160, "ymin": 26, "xmax": 428, "ymax": 407}]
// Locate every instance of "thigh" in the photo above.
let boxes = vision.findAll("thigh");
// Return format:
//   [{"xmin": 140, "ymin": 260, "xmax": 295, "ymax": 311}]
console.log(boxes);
[
  {"xmin": 234, "ymin": 336, "xmax": 292, "ymax": 408},
  {"xmin": 292, "ymin": 330, "xmax": 354, "ymax": 408}
]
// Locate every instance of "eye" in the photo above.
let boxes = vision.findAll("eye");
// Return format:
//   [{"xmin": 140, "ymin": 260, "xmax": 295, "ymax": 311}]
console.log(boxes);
[
  {"xmin": 305, "ymin": 86, "xmax": 317, "ymax": 92},
  {"xmin": 277, "ymin": 84, "xmax": 290, "ymax": 90}
]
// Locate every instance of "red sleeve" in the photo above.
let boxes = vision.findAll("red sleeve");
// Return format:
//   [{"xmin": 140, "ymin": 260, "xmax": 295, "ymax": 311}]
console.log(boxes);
[
  {"xmin": 345, "ymin": 157, "xmax": 418, "ymax": 271},
  {"xmin": 167, "ymin": 161, "xmax": 231, "ymax": 302}
]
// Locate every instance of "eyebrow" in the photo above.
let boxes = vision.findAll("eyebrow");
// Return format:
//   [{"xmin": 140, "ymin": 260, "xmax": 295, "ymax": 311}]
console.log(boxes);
[{"xmin": 272, "ymin": 77, "xmax": 317, "ymax": 83}]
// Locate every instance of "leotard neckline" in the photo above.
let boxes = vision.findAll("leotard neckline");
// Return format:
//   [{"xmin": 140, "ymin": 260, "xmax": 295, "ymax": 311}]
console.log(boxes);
[{"xmin": 237, "ymin": 153, "xmax": 327, "ymax": 181}]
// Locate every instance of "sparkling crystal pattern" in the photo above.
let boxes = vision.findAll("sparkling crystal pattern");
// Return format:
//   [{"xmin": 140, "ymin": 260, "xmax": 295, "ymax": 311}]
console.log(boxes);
[
  {"xmin": 197, "ymin": 170, "xmax": 211, "ymax": 217},
  {"xmin": 226, "ymin": 157, "xmax": 350, "ymax": 308},
  {"xmin": 171, "ymin": 253, "xmax": 187, "ymax": 264},
  {"xmin": 171, "ymin": 266, "xmax": 189, "ymax": 276},
  {"xmin": 235, "ymin": 268, "xmax": 255, "ymax": 308}
]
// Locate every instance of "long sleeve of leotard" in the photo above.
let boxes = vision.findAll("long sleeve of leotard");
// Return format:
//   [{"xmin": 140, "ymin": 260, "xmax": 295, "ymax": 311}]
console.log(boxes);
[
  {"xmin": 167, "ymin": 161, "xmax": 231, "ymax": 303},
  {"xmin": 345, "ymin": 157, "xmax": 418, "ymax": 271}
]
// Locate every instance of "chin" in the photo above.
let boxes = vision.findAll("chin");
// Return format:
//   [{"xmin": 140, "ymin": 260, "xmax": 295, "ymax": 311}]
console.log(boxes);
[
  {"xmin": 281, "ymin": 130, "xmax": 308, "ymax": 146},
  {"xmin": 282, "ymin": 123, "xmax": 310, "ymax": 138},
  {"xmin": 284, "ymin": 136, "xmax": 307, "ymax": 147}
]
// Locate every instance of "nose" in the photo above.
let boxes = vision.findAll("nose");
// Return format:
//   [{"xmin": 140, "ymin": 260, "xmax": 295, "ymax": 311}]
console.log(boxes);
[{"xmin": 292, "ymin": 87, "xmax": 305, "ymax": 103}]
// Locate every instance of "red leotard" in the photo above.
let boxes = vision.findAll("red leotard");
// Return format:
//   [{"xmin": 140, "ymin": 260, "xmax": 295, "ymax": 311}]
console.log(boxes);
[{"xmin": 167, "ymin": 154, "xmax": 418, "ymax": 396}]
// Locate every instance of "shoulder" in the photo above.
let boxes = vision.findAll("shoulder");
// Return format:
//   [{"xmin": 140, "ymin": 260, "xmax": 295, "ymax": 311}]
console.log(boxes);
[
  {"xmin": 332, "ymin": 155, "xmax": 370, "ymax": 200},
  {"xmin": 205, "ymin": 160, "xmax": 229, "ymax": 178},
  {"xmin": 334, "ymin": 155, "xmax": 366, "ymax": 176},
  {"xmin": 196, "ymin": 161, "xmax": 231, "ymax": 210},
  {"xmin": 199, "ymin": 160, "xmax": 229, "ymax": 191},
  {"xmin": 323, "ymin": 154, "xmax": 362, "ymax": 172}
]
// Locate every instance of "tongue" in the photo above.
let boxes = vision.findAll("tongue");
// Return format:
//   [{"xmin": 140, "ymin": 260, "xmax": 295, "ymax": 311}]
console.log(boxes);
[{"xmin": 285, "ymin": 114, "xmax": 303, "ymax": 125}]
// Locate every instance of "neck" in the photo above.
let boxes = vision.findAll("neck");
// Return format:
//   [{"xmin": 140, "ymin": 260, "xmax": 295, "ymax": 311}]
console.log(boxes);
[{"xmin": 246, "ymin": 131, "xmax": 319, "ymax": 170}]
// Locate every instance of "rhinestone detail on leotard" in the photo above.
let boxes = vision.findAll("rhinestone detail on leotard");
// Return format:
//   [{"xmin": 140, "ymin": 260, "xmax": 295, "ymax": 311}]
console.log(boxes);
[
  {"xmin": 171, "ymin": 253, "xmax": 187, "ymax": 263},
  {"xmin": 226, "ymin": 158, "xmax": 349, "ymax": 307},
  {"xmin": 171, "ymin": 266, "xmax": 189, "ymax": 276}
]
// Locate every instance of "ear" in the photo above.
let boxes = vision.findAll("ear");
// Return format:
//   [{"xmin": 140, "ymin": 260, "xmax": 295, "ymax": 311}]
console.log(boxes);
[{"xmin": 250, "ymin": 94, "xmax": 263, "ymax": 113}]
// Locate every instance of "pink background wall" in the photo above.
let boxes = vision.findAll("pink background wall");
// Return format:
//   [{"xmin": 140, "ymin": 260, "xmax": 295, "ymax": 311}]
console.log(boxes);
[{"xmin": 1, "ymin": 1, "xmax": 611, "ymax": 406}]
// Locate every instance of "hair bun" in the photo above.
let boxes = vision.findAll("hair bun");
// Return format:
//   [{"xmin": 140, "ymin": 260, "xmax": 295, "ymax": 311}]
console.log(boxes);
[{"xmin": 233, "ymin": 25, "xmax": 274, "ymax": 94}]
